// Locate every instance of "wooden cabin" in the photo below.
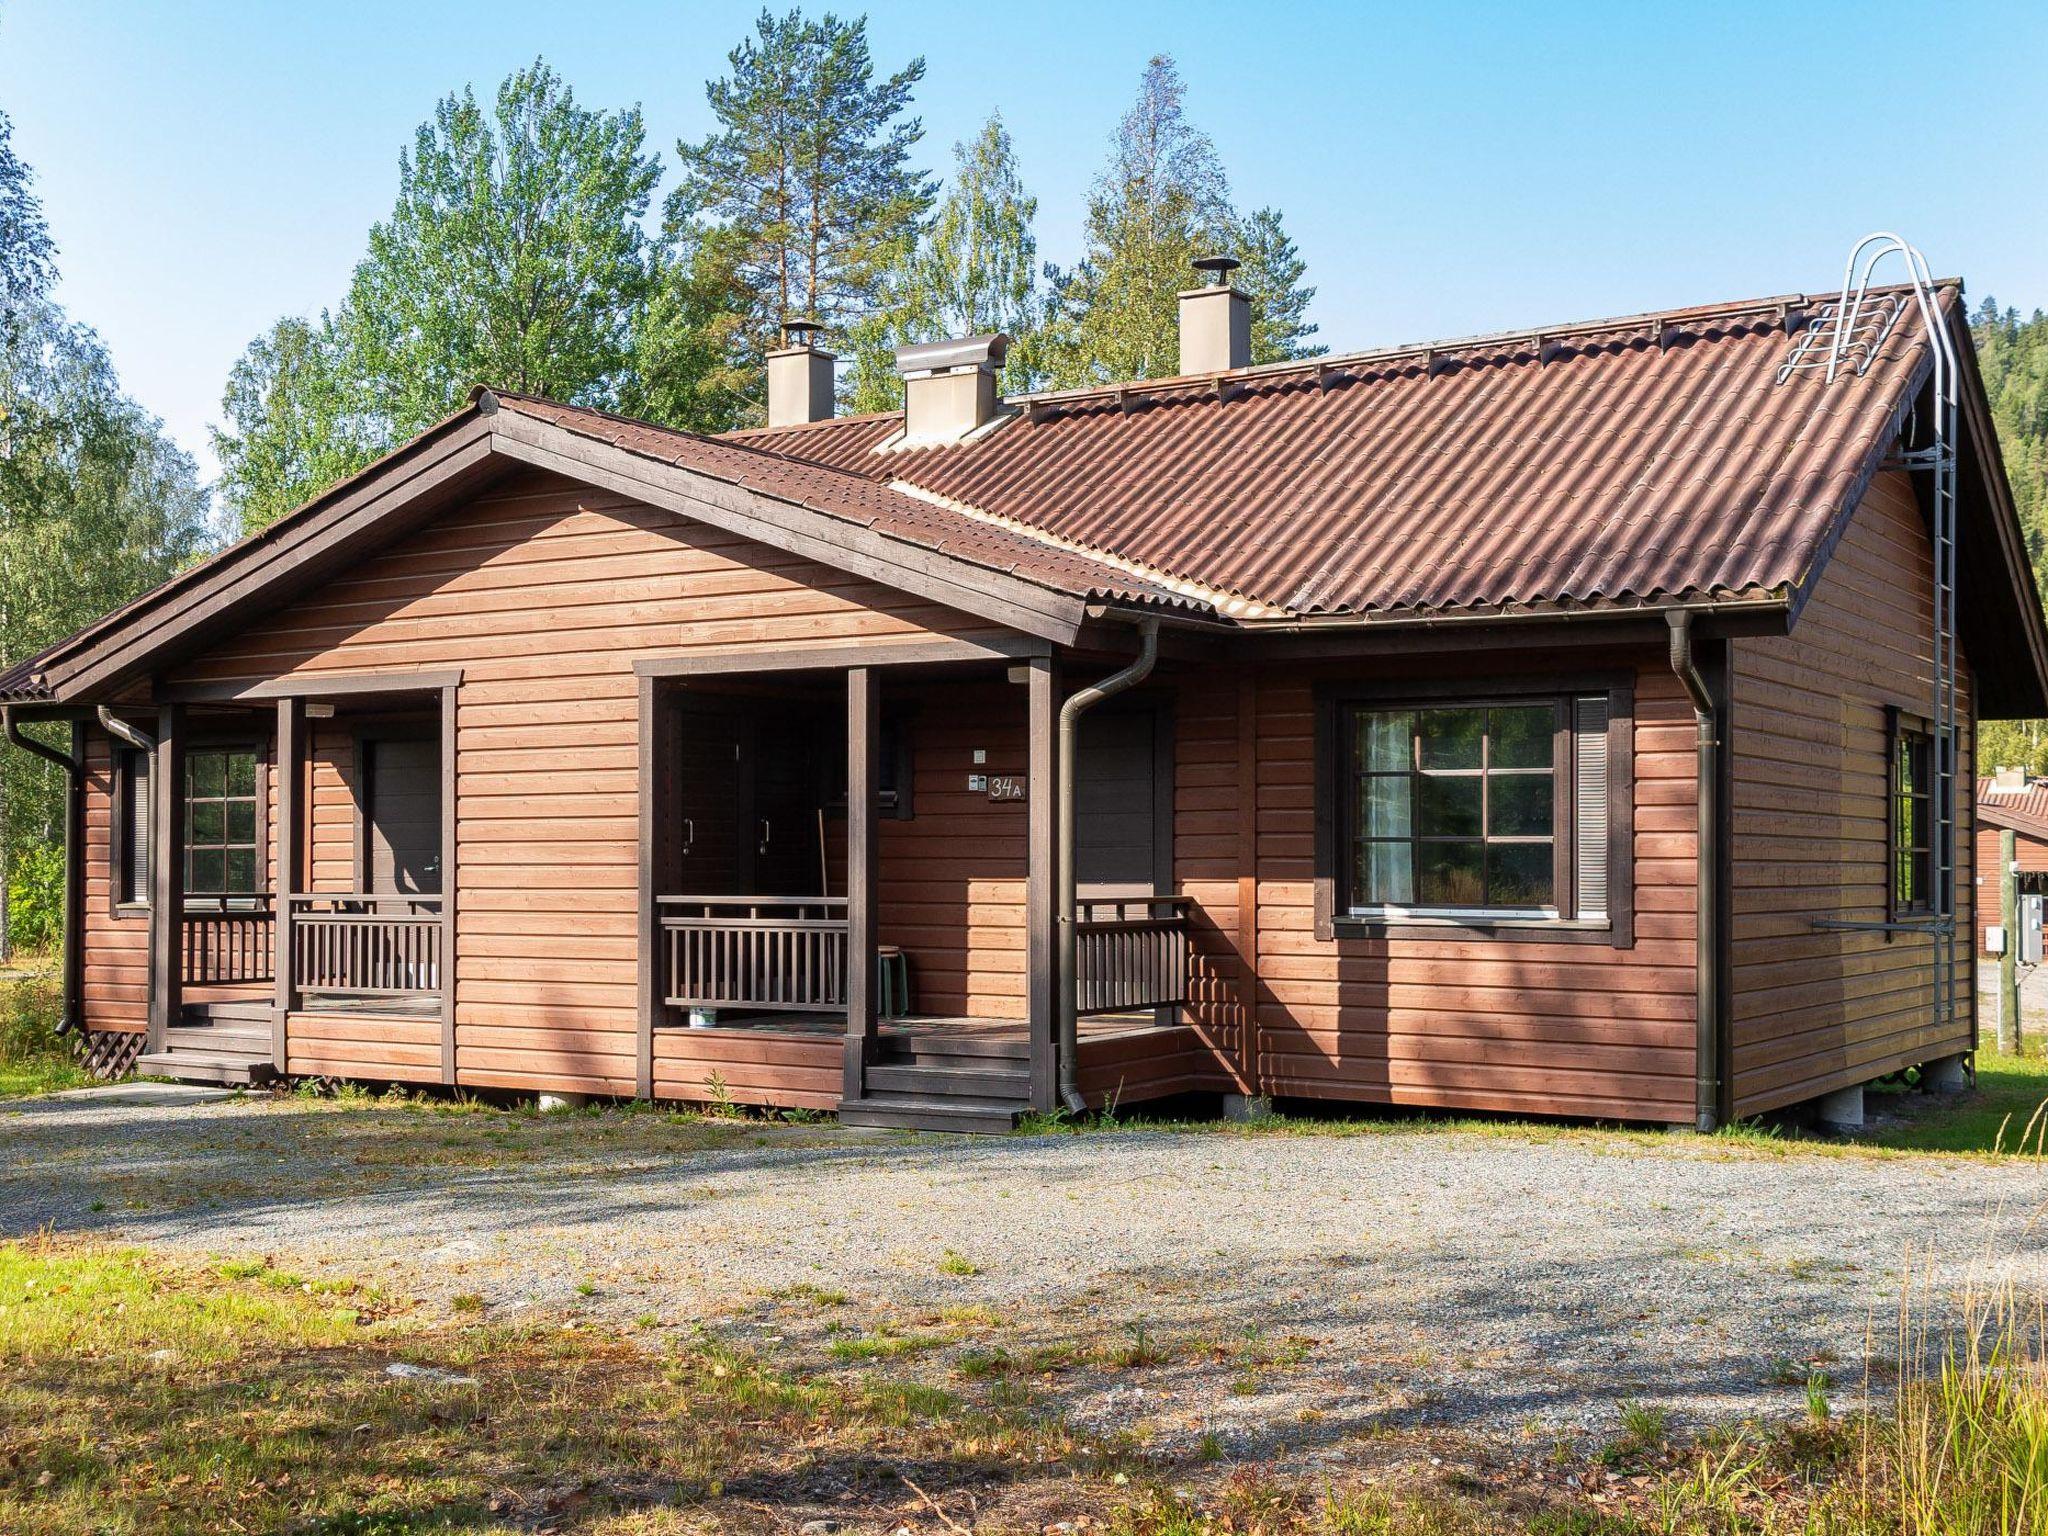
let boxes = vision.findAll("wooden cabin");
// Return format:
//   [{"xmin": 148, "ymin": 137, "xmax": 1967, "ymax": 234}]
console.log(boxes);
[
  {"xmin": 6, "ymin": 276, "xmax": 2043, "ymax": 1131},
  {"xmin": 1974, "ymin": 772, "xmax": 2048, "ymax": 954}
]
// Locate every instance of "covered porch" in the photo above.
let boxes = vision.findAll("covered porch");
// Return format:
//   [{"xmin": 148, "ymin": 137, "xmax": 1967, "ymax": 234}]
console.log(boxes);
[
  {"xmin": 133, "ymin": 671, "xmax": 457, "ymax": 1085},
  {"xmin": 634, "ymin": 642, "xmax": 1198, "ymax": 1128}
]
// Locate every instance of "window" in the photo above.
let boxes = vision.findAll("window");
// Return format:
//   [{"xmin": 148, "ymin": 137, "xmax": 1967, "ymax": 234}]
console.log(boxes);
[
  {"xmin": 117, "ymin": 748, "xmax": 150, "ymax": 908},
  {"xmin": 1892, "ymin": 721, "xmax": 1935, "ymax": 916},
  {"xmin": 184, "ymin": 747, "xmax": 261, "ymax": 900},
  {"xmin": 1320, "ymin": 686, "xmax": 1628, "ymax": 939}
]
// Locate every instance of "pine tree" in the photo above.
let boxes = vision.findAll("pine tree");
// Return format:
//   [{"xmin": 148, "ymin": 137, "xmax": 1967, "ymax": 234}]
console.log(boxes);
[
  {"xmin": 845, "ymin": 113, "xmax": 1039, "ymax": 409},
  {"xmin": 1238, "ymin": 206, "xmax": 1321, "ymax": 364},
  {"xmin": 670, "ymin": 8, "xmax": 933, "ymax": 415},
  {"xmin": 1031, "ymin": 55, "xmax": 1316, "ymax": 388}
]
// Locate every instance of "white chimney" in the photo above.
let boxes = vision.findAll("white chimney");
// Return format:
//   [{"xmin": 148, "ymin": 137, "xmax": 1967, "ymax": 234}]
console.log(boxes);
[
  {"xmin": 1179, "ymin": 255, "xmax": 1250, "ymax": 374},
  {"xmin": 894, "ymin": 334, "xmax": 1009, "ymax": 447},
  {"xmin": 1993, "ymin": 765, "xmax": 2027, "ymax": 793},
  {"xmin": 766, "ymin": 319, "xmax": 835, "ymax": 427}
]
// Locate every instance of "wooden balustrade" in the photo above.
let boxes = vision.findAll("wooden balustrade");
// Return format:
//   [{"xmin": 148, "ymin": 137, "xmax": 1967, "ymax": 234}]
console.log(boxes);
[
  {"xmin": 288, "ymin": 893, "xmax": 444, "ymax": 1000},
  {"xmin": 1074, "ymin": 896, "xmax": 1190, "ymax": 1016},
  {"xmin": 660, "ymin": 895, "xmax": 848, "ymax": 1014},
  {"xmin": 180, "ymin": 898, "xmax": 276, "ymax": 986}
]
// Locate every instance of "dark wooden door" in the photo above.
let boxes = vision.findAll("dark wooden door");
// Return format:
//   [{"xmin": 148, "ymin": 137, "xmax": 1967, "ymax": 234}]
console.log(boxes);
[
  {"xmin": 1074, "ymin": 705, "xmax": 1167, "ymax": 898},
  {"xmin": 674, "ymin": 704, "xmax": 750, "ymax": 893},
  {"xmin": 364, "ymin": 736, "xmax": 441, "ymax": 896},
  {"xmin": 753, "ymin": 704, "xmax": 830, "ymax": 896}
]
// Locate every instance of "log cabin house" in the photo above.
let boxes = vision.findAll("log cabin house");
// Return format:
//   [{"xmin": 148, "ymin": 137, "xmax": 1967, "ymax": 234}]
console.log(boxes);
[{"xmin": 5, "ymin": 258, "xmax": 2043, "ymax": 1132}]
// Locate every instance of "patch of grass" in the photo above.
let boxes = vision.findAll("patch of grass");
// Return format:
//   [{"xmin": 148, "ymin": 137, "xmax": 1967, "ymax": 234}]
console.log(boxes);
[
  {"xmin": 0, "ymin": 970, "xmax": 90, "ymax": 1099},
  {"xmin": 1868, "ymin": 1046, "xmax": 2048, "ymax": 1154},
  {"xmin": 937, "ymin": 1248, "xmax": 980, "ymax": 1276},
  {"xmin": 448, "ymin": 1291, "xmax": 484, "ymax": 1314},
  {"xmin": 826, "ymin": 1325, "xmax": 940, "ymax": 1362},
  {"xmin": 771, "ymin": 1281, "xmax": 849, "ymax": 1307}
]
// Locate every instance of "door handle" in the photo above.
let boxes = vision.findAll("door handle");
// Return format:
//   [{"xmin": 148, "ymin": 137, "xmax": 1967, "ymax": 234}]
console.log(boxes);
[
  {"xmin": 681, "ymin": 817, "xmax": 695, "ymax": 852},
  {"xmin": 758, "ymin": 818, "xmax": 772, "ymax": 851}
]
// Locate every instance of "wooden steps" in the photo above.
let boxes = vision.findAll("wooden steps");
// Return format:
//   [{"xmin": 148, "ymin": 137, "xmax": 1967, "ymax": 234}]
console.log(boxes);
[
  {"xmin": 840, "ymin": 1037, "xmax": 1030, "ymax": 1132},
  {"xmin": 136, "ymin": 1021, "xmax": 276, "ymax": 1087}
]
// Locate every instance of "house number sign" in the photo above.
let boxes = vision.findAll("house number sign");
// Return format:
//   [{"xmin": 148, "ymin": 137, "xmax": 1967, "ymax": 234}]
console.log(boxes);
[{"xmin": 987, "ymin": 775, "xmax": 1027, "ymax": 801}]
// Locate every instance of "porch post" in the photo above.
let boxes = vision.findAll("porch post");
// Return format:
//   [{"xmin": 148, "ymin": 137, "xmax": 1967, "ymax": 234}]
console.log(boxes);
[
  {"xmin": 438, "ymin": 682, "xmax": 458, "ymax": 1085},
  {"xmin": 843, "ymin": 666, "xmax": 879, "ymax": 1102},
  {"xmin": 272, "ymin": 696, "xmax": 304, "ymax": 1069},
  {"xmin": 147, "ymin": 702, "xmax": 186, "ymax": 1050},
  {"xmin": 635, "ymin": 672, "xmax": 659, "ymax": 1100},
  {"xmin": 1025, "ymin": 657, "xmax": 1059, "ymax": 1111}
]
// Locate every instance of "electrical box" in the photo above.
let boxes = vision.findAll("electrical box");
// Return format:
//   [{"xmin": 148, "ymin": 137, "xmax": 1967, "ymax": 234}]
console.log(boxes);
[
  {"xmin": 2023, "ymin": 894, "xmax": 2045, "ymax": 965},
  {"xmin": 1987, "ymin": 925, "xmax": 2007, "ymax": 956}
]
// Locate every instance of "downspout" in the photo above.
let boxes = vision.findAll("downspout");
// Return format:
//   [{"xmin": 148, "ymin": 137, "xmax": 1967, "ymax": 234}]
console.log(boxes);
[
  {"xmin": 3, "ymin": 708, "xmax": 85, "ymax": 1037},
  {"xmin": 96, "ymin": 706, "xmax": 155, "ymax": 755},
  {"xmin": 1056, "ymin": 618, "xmax": 1160, "ymax": 1112},
  {"xmin": 1666, "ymin": 612, "xmax": 1721, "ymax": 1132}
]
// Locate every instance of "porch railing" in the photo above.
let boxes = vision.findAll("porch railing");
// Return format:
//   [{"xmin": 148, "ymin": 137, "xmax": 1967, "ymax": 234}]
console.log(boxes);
[
  {"xmin": 659, "ymin": 895, "xmax": 848, "ymax": 1014},
  {"xmin": 287, "ymin": 893, "xmax": 444, "ymax": 1000},
  {"xmin": 180, "ymin": 896, "xmax": 276, "ymax": 987},
  {"xmin": 1075, "ymin": 896, "xmax": 1191, "ymax": 1016}
]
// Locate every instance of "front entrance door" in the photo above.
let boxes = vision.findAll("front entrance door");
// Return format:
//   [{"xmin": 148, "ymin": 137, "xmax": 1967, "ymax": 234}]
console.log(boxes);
[
  {"xmin": 672, "ymin": 698, "xmax": 833, "ymax": 897},
  {"xmin": 363, "ymin": 735, "xmax": 441, "ymax": 895}
]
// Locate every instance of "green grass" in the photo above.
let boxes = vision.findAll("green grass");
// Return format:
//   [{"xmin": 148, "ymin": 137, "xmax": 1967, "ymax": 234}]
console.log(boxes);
[
  {"xmin": 0, "ymin": 970, "xmax": 89, "ymax": 1100},
  {"xmin": 3, "ymin": 1236, "xmax": 2041, "ymax": 1535},
  {"xmin": 1866, "ymin": 1046, "xmax": 2048, "ymax": 1153}
]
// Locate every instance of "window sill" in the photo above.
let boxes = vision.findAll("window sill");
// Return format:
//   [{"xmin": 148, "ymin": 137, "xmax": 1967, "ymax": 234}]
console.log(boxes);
[
  {"xmin": 112, "ymin": 902, "xmax": 149, "ymax": 920},
  {"xmin": 1326, "ymin": 914, "xmax": 1622, "ymax": 946}
]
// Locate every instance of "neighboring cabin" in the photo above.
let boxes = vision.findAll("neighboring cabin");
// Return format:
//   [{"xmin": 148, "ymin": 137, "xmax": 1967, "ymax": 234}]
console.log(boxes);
[
  {"xmin": 5, "ymin": 262, "xmax": 2041, "ymax": 1131},
  {"xmin": 1975, "ymin": 770, "xmax": 2048, "ymax": 954}
]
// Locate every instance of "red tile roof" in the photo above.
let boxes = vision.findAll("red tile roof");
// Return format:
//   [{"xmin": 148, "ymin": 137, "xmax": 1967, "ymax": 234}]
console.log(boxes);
[
  {"xmin": 1978, "ymin": 777, "xmax": 2048, "ymax": 840},
  {"xmin": 488, "ymin": 393, "xmax": 1210, "ymax": 615},
  {"xmin": 733, "ymin": 287, "xmax": 1948, "ymax": 621}
]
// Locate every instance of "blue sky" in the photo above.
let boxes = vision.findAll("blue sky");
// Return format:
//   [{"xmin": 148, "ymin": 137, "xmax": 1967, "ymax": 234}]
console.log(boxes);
[{"xmin": 4, "ymin": 0, "xmax": 2045, "ymax": 482}]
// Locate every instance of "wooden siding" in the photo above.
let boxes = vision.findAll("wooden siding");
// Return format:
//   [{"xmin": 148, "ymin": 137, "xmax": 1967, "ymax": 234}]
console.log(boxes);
[
  {"xmin": 286, "ymin": 1012, "xmax": 440, "ymax": 1083},
  {"xmin": 1242, "ymin": 651, "xmax": 1700, "ymax": 1122},
  {"xmin": 1727, "ymin": 470, "xmax": 1977, "ymax": 1117},
  {"xmin": 165, "ymin": 466, "xmax": 1013, "ymax": 1096},
  {"xmin": 81, "ymin": 730, "xmax": 147, "ymax": 1034},
  {"xmin": 653, "ymin": 1028, "xmax": 841, "ymax": 1110},
  {"xmin": 1076, "ymin": 1024, "xmax": 1220, "ymax": 1106}
]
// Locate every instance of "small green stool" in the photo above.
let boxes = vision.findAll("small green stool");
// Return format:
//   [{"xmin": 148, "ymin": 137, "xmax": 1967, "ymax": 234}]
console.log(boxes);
[{"xmin": 876, "ymin": 946, "xmax": 913, "ymax": 1020}]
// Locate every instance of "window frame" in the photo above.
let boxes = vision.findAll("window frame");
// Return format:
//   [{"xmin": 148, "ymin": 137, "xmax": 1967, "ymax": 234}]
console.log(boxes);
[
  {"xmin": 112, "ymin": 745, "xmax": 151, "ymax": 916},
  {"xmin": 1313, "ymin": 674, "xmax": 1635, "ymax": 946},
  {"xmin": 1886, "ymin": 706, "xmax": 1943, "ymax": 924},
  {"xmin": 181, "ymin": 742, "xmax": 268, "ymax": 912}
]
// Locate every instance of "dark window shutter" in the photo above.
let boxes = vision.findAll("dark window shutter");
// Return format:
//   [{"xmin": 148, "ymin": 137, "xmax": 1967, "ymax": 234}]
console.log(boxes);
[
  {"xmin": 123, "ymin": 749, "xmax": 151, "ymax": 906},
  {"xmin": 1573, "ymin": 696, "xmax": 1610, "ymax": 920}
]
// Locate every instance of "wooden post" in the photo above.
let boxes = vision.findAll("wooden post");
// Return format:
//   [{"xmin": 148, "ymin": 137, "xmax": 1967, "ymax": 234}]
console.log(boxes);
[
  {"xmin": 1235, "ymin": 667, "xmax": 1260, "ymax": 1094},
  {"xmin": 635, "ymin": 673, "xmax": 659, "ymax": 1100},
  {"xmin": 1025, "ymin": 657, "xmax": 1058, "ymax": 1111},
  {"xmin": 438, "ymin": 682, "xmax": 458, "ymax": 1085},
  {"xmin": 844, "ymin": 667, "xmax": 879, "ymax": 1102},
  {"xmin": 148, "ymin": 703, "xmax": 186, "ymax": 1051},
  {"xmin": 272, "ymin": 696, "xmax": 304, "ymax": 1069},
  {"xmin": 2001, "ymin": 826, "xmax": 2020, "ymax": 1055}
]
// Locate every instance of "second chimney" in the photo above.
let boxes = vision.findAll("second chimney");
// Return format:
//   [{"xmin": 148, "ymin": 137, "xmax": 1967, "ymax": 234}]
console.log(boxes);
[
  {"xmin": 1179, "ymin": 255, "xmax": 1249, "ymax": 374},
  {"xmin": 766, "ymin": 319, "xmax": 835, "ymax": 427},
  {"xmin": 894, "ymin": 334, "xmax": 1009, "ymax": 446}
]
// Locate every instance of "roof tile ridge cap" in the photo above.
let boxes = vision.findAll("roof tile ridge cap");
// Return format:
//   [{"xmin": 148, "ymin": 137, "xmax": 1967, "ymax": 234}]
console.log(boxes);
[
  {"xmin": 1009, "ymin": 286, "xmax": 1852, "ymax": 416},
  {"xmin": 723, "ymin": 409, "xmax": 903, "ymax": 439},
  {"xmin": 882, "ymin": 477, "xmax": 1269, "ymax": 619}
]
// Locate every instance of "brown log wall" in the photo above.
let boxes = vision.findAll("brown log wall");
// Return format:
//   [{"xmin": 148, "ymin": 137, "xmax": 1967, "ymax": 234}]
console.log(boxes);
[{"xmin": 1726, "ymin": 470, "xmax": 1977, "ymax": 1116}]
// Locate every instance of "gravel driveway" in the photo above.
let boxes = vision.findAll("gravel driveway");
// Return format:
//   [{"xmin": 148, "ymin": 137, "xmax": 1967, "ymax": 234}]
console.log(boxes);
[{"xmin": 4, "ymin": 1089, "xmax": 2043, "ymax": 1460}]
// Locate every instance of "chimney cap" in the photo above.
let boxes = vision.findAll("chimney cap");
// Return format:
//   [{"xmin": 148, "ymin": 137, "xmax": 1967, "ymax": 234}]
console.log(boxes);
[
  {"xmin": 1193, "ymin": 255, "xmax": 1242, "ymax": 287},
  {"xmin": 780, "ymin": 317, "xmax": 827, "ymax": 348},
  {"xmin": 894, "ymin": 333, "xmax": 1009, "ymax": 378}
]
